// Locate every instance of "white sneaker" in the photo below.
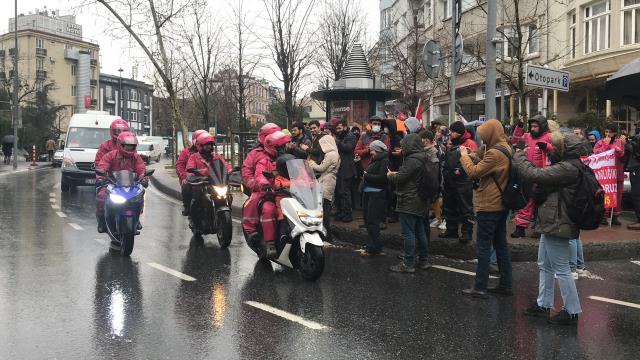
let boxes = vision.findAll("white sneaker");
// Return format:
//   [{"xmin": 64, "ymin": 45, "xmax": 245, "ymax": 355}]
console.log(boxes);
[
  {"xmin": 438, "ymin": 220, "xmax": 447, "ymax": 231},
  {"xmin": 430, "ymin": 219, "xmax": 440, "ymax": 228}
]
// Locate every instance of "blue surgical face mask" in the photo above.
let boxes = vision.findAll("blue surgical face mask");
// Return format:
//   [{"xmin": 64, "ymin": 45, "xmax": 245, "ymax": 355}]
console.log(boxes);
[{"xmin": 372, "ymin": 125, "xmax": 381, "ymax": 133}]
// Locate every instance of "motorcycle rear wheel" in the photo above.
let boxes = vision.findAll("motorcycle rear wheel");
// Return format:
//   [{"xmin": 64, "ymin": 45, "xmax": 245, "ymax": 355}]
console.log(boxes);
[
  {"xmin": 217, "ymin": 212, "xmax": 232, "ymax": 248},
  {"xmin": 299, "ymin": 245, "xmax": 324, "ymax": 281}
]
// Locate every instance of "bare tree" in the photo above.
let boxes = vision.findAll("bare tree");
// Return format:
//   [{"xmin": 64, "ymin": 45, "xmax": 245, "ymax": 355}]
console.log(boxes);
[
  {"xmin": 262, "ymin": 0, "xmax": 316, "ymax": 128},
  {"xmin": 96, "ymin": 0, "xmax": 193, "ymax": 147},
  {"xmin": 316, "ymin": 0, "xmax": 365, "ymax": 83}
]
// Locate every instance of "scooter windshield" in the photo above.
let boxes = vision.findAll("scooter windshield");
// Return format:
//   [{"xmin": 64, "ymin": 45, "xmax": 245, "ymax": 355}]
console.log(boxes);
[
  {"xmin": 205, "ymin": 159, "xmax": 228, "ymax": 186},
  {"xmin": 286, "ymin": 159, "xmax": 322, "ymax": 210},
  {"xmin": 112, "ymin": 170, "xmax": 136, "ymax": 187}
]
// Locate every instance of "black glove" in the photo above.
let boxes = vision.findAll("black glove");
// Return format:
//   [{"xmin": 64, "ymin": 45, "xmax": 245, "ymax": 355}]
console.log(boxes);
[
  {"xmin": 263, "ymin": 184, "xmax": 273, "ymax": 192},
  {"xmin": 536, "ymin": 142, "xmax": 547, "ymax": 151},
  {"xmin": 140, "ymin": 177, "xmax": 149, "ymax": 188}
]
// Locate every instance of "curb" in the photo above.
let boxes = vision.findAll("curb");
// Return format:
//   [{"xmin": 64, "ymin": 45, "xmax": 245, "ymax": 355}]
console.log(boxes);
[{"xmin": 149, "ymin": 176, "xmax": 640, "ymax": 261}]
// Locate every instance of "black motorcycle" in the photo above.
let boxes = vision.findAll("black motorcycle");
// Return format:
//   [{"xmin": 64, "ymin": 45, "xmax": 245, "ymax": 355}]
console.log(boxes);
[{"xmin": 187, "ymin": 160, "xmax": 233, "ymax": 248}]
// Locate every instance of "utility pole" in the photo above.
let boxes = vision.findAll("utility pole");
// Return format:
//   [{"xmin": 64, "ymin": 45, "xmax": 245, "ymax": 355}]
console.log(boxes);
[
  {"xmin": 485, "ymin": 0, "xmax": 497, "ymax": 119},
  {"xmin": 12, "ymin": 0, "xmax": 19, "ymax": 170},
  {"xmin": 449, "ymin": 0, "xmax": 456, "ymax": 126}
]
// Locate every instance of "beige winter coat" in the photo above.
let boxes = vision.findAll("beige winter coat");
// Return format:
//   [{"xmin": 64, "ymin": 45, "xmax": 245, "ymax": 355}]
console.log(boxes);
[{"xmin": 309, "ymin": 135, "xmax": 340, "ymax": 201}]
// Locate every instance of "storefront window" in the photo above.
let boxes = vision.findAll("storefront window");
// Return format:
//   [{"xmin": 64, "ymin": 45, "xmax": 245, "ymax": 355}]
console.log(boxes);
[{"xmin": 330, "ymin": 100, "xmax": 370, "ymax": 126}]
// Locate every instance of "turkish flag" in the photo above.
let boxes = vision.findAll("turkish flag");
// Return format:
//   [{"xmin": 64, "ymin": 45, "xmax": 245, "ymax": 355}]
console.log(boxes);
[{"xmin": 415, "ymin": 98, "xmax": 423, "ymax": 124}]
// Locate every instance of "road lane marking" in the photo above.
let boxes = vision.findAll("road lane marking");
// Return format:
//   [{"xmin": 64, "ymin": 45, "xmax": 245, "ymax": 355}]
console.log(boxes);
[
  {"xmin": 49, "ymin": 192, "xmax": 55, "ymax": 196},
  {"xmin": 147, "ymin": 262, "xmax": 196, "ymax": 281},
  {"xmin": 244, "ymin": 301, "xmax": 330, "ymax": 330},
  {"xmin": 588, "ymin": 296, "xmax": 640, "ymax": 310},
  {"xmin": 68, "ymin": 223, "xmax": 83, "ymax": 231},
  {"xmin": 49, "ymin": 198, "xmax": 56, "ymax": 203},
  {"xmin": 146, "ymin": 186, "xmax": 183, "ymax": 206},
  {"xmin": 56, "ymin": 211, "xmax": 67, "ymax": 218},
  {"xmin": 632, "ymin": 261, "xmax": 640, "ymax": 267},
  {"xmin": 94, "ymin": 238, "xmax": 110, "ymax": 246},
  {"xmin": 432, "ymin": 265, "xmax": 499, "ymax": 279},
  {"xmin": 51, "ymin": 204, "xmax": 60, "ymax": 210}
]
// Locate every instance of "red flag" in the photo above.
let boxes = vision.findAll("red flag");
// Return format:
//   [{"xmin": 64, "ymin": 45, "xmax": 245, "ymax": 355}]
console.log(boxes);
[
  {"xmin": 397, "ymin": 111, "xmax": 407, "ymax": 121},
  {"xmin": 415, "ymin": 98, "xmax": 423, "ymax": 124}
]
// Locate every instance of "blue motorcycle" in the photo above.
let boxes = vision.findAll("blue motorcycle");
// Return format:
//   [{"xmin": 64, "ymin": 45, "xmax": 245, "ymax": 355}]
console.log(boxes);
[{"xmin": 95, "ymin": 168, "xmax": 154, "ymax": 256}]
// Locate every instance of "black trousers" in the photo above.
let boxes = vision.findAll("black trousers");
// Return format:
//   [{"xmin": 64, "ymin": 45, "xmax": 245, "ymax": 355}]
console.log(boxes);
[
  {"xmin": 631, "ymin": 171, "xmax": 640, "ymax": 221},
  {"xmin": 181, "ymin": 183, "xmax": 192, "ymax": 210},
  {"xmin": 335, "ymin": 176, "xmax": 353, "ymax": 218},
  {"xmin": 442, "ymin": 176, "xmax": 475, "ymax": 234},
  {"xmin": 363, "ymin": 190, "xmax": 387, "ymax": 253},
  {"xmin": 323, "ymin": 199, "xmax": 332, "ymax": 240}
]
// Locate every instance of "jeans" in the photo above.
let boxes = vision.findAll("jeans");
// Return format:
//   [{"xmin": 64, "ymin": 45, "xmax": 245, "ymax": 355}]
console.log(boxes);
[
  {"xmin": 363, "ymin": 190, "xmax": 387, "ymax": 253},
  {"xmin": 490, "ymin": 247, "xmax": 497, "ymax": 265},
  {"xmin": 400, "ymin": 213, "xmax": 428, "ymax": 266},
  {"xmin": 569, "ymin": 238, "xmax": 585, "ymax": 272},
  {"xmin": 537, "ymin": 234, "xmax": 582, "ymax": 315},
  {"xmin": 474, "ymin": 211, "xmax": 512, "ymax": 290}
]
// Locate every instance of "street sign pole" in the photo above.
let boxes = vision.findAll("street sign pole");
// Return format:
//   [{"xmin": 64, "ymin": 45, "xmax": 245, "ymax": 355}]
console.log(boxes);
[
  {"xmin": 485, "ymin": 0, "xmax": 497, "ymax": 119},
  {"xmin": 449, "ymin": 0, "xmax": 456, "ymax": 126},
  {"xmin": 12, "ymin": 0, "xmax": 19, "ymax": 170}
]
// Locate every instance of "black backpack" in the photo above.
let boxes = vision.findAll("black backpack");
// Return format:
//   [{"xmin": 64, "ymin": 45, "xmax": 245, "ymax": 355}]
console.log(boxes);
[
  {"xmin": 416, "ymin": 154, "xmax": 440, "ymax": 203},
  {"xmin": 491, "ymin": 146, "xmax": 528, "ymax": 211},
  {"xmin": 562, "ymin": 161, "xmax": 605, "ymax": 230}
]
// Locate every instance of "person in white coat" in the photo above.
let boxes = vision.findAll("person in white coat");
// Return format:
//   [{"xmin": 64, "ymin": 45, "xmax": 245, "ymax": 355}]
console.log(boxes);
[{"xmin": 307, "ymin": 134, "xmax": 340, "ymax": 239}]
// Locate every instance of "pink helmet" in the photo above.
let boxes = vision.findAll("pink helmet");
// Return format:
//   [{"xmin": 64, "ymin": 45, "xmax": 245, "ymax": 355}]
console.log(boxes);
[
  {"xmin": 110, "ymin": 118, "xmax": 130, "ymax": 141},
  {"xmin": 263, "ymin": 130, "xmax": 291, "ymax": 156},
  {"xmin": 196, "ymin": 133, "xmax": 215, "ymax": 152},
  {"xmin": 258, "ymin": 123, "xmax": 281, "ymax": 144},
  {"xmin": 192, "ymin": 129, "xmax": 208, "ymax": 145},
  {"xmin": 117, "ymin": 131, "xmax": 138, "ymax": 157}
]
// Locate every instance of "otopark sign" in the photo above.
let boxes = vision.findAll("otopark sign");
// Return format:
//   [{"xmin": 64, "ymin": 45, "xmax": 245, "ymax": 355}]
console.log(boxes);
[{"xmin": 525, "ymin": 64, "xmax": 571, "ymax": 92}]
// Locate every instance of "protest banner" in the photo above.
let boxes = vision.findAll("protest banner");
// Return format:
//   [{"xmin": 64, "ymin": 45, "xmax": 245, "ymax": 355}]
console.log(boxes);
[{"xmin": 583, "ymin": 149, "xmax": 617, "ymax": 209}]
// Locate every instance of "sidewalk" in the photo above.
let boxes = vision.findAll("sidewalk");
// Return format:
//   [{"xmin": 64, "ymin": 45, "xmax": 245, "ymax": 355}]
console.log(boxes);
[
  {"xmin": 0, "ymin": 159, "xmax": 52, "ymax": 174},
  {"xmin": 149, "ymin": 160, "xmax": 640, "ymax": 261}
]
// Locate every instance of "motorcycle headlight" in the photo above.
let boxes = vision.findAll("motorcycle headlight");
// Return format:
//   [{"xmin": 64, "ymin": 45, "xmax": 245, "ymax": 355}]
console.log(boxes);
[
  {"xmin": 109, "ymin": 193, "xmax": 127, "ymax": 204},
  {"xmin": 297, "ymin": 211, "xmax": 323, "ymax": 227},
  {"xmin": 213, "ymin": 185, "xmax": 228, "ymax": 198},
  {"xmin": 62, "ymin": 155, "xmax": 77, "ymax": 170}
]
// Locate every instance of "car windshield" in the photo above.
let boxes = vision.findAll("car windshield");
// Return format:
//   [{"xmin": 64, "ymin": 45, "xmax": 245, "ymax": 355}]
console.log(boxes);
[
  {"xmin": 137, "ymin": 144, "xmax": 152, "ymax": 151},
  {"xmin": 286, "ymin": 159, "xmax": 322, "ymax": 210},
  {"xmin": 112, "ymin": 170, "xmax": 136, "ymax": 187},
  {"xmin": 66, "ymin": 127, "xmax": 110, "ymax": 149}
]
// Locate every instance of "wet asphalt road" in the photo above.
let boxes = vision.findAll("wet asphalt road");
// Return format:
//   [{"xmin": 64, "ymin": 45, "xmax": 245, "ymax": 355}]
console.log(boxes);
[{"xmin": 1, "ymin": 168, "xmax": 640, "ymax": 359}]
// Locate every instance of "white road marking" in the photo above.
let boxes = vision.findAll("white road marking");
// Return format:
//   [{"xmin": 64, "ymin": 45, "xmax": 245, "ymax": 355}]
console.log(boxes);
[
  {"xmin": 589, "ymin": 296, "xmax": 640, "ymax": 310},
  {"xmin": 432, "ymin": 265, "xmax": 499, "ymax": 279},
  {"xmin": 51, "ymin": 204, "xmax": 60, "ymax": 210},
  {"xmin": 147, "ymin": 262, "xmax": 196, "ymax": 281},
  {"xmin": 146, "ymin": 185, "xmax": 183, "ymax": 206},
  {"xmin": 49, "ymin": 197, "xmax": 56, "ymax": 203},
  {"xmin": 244, "ymin": 301, "xmax": 330, "ymax": 330},
  {"xmin": 49, "ymin": 192, "xmax": 55, "ymax": 196},
  {"xmin": 56, "ymin": 211, "xmax": 67, "ymax": 218},
  {"xmin": 94, "ymin": 238, "xmax": 110, "ymax": 246},
  {"xmin": 232, "ymin": 218, "xmax": 241, "ymax": 224},
  {"xmin": 632, "ymin": 261, "xmax": 640, "ymax": 267},
  {"xmin": 68, "ymin": 223, "xmax": 83, "ymax": 231}
]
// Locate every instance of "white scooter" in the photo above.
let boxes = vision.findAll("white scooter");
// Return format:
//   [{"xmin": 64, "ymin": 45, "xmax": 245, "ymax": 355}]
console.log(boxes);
[{"xmin": 242, "ymin": 158, "xmax": 326, "ymax": 281}]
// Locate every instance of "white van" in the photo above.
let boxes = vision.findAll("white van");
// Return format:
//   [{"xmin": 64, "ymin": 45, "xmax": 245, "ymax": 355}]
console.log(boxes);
[
  {"xmin": 136, "ymin": 141, "xmax": 162, "ymax": 164},
  {"xmin": 61, "ymin": 111, "xmax": 122, "ymax": 191}
]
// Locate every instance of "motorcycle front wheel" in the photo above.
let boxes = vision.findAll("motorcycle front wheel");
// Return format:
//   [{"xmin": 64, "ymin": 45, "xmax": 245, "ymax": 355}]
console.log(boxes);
[
  {"xmin": 217, "ymin": 211, "xmax": 232, "ymax": 248},
  {"xmin": 299, "ymin": 245, "xmax": 324, "ymax": 281}
]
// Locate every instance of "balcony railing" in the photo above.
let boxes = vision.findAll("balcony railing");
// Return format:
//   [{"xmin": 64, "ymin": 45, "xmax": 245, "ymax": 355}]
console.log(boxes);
[
  {"xmin": 36, "ymin": 70, "xmax": 47, "ymax": 79},
  {"xmin": 36, "ymin": 48, "xmax": 47, "ymax": 57}
]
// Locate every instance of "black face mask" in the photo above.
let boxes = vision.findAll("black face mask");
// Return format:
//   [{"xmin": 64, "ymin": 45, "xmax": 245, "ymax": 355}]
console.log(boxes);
[{"xmin": 200, "ymin": 148, "xmax": 213, "ymax": 159}]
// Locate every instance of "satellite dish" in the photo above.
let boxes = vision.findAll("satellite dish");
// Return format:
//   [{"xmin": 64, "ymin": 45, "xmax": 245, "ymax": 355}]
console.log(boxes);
[{"xmin": 422, "ymin": 40, "xmax": 442, "ymax": 80}]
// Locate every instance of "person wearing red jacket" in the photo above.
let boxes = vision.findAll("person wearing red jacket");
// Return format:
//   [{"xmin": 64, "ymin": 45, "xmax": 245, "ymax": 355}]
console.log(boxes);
[
  {"xmin": 95, "ymin": 131, "xmax": 147, "ymax": 233},
  {"xmin": 95, "ymin": 118, "xmax": 129, "ymax": 165},
  {"xmin": 242, "ymin": 130, "xmax": 291, "ymax": 258},
  {"xmin": 511, "ymin": 115, "xmax": 554, "ymax": 238},
  {"xmin": 177, "ymin": 129, "xmax": 208, "ymax": 215},
  {"xmin": 354, "ymin": 116, "xmax": 391, "ymax": 169},
  {"xmin": 594, "ymin": 123, "xmax": 627, "ymax": 225}
]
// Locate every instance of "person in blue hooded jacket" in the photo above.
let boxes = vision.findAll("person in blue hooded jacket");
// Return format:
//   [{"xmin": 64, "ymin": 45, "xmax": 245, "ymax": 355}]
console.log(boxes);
[{"xmin": 587, "ymin": 130, "xmax": 601, "ymax": 149}]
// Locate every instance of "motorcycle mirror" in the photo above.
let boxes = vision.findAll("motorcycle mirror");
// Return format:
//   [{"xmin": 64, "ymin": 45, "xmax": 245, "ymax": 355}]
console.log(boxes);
[
  {"xmin": 144, "ymin": 169, "xmax": 155, "ymax": 177},
  {"xmin": 95, "ymin": 168, "xmax": 107, "ymax": 176}
]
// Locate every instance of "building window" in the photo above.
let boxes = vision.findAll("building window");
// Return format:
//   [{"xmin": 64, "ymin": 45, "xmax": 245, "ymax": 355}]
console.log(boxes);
[
  {"xmin": 71, "ymin": 85, "xmax": 77, "ymax": 97},
  {"xmin": 71, "ymin": 64, "xmax": 76, "ymax": 76},
  {"xmin": 569, "ymin": 12, "xmax": 577, "ymax": 58},
  {"xmin": 441, "ymin": 0, "xmax": 451, "ymax": 19},
  {"xmin": 36, "ymin": 58, "xmax": 44, "ymax": 71},
  {"xmin": 622, "ymin": 0, "xmax": 640, "ymax": 45},
  {"xmin": 106, "ymin": 85, "xmax": 113, "ymax": 100},
  {"xmin": 131, "ymin": 111, "xmax": 138, "ymax": 122},
  {"xmin": 36, "ymin": 80, "xmax": 44, "ymax": 92},
  {"xmin": 381, "ymin": 8, "xmax": 392, "ymax": 29},
  {"xmin": 497, "ymin": 27, "xmax": 518, "ymax": 59},
  {"xmin": 36, "ymin": 38, "xmax": 44, "ymax": 49},
  {"xmin": 130, "ymin": 89, "xmax": 139, "ymax": 101},
  {"xmin": 424, "ymin": 1, "xmax": 433, "ymax": 27},
  {"xmin": 584, "ymin": 1, "xmax": 610, "ymax": 54},
  {"xmin": 528, "ymin": 24, "xmax": 539, "ymax": 54}
]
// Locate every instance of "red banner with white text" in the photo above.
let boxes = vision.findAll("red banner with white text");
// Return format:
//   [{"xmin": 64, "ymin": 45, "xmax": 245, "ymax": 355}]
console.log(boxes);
[{"xmin": 582, "ymin": 149, "xmax": 617, "ymax": 209}]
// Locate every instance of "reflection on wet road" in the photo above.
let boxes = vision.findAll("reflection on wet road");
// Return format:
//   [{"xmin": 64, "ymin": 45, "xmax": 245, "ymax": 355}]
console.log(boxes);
[{"xmin": 0, "ymin": 168, "xmax": 639, "ymax": 359}]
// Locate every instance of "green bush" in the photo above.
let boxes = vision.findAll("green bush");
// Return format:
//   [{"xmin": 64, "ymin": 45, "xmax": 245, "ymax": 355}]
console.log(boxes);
[{"xmin": 566, "ymin": 112, "xmax": 607, "ymax": 132}]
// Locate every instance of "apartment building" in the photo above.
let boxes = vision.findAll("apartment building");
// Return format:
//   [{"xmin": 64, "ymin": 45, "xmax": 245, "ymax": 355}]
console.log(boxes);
[
  {"xmin": 0, "ymin": 10, "xmax": 100, "ymax": 138},
  {"xmin": 99, "ymin": 73, "xmax": 154, "ymax": 135},
  {"xmin": 377, "ymin": 0, "xmax": 640, "ymax": 130},
  {"xmin": 246, "ymin": 77, "xmax": 271, "ymax": 127}
]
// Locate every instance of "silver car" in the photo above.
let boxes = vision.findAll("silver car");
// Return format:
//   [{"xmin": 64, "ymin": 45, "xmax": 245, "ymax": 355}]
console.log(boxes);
[{"xmin": 53, "ymin": 149, "xmax": 64, "ymax": 167}]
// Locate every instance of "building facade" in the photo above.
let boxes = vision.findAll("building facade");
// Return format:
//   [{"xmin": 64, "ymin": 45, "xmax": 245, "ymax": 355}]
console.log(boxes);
[
  {"xmin": 0, "ymin": 10, "xmax": 100, "ymax": 139},
  {"xmin": 246, "ymin": 77, "xmax": 270, "ymax": 127},
  {"xmin": 376, "ymin": 0, "xmax": 640, "ymax": 130},
  {"xmin": 99, "ymin": 73, "xmax": 154, "ymax": 135}
]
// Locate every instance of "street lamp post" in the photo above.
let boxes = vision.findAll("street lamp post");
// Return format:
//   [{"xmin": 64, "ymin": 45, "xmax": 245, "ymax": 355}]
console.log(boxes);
[
  {"xmin": 118, "ymin": 68, "xmax": 124, "ymax": 122},
  {"xmin": 12, "ymin": 0, "xmax": 19, "ymax": 170}
]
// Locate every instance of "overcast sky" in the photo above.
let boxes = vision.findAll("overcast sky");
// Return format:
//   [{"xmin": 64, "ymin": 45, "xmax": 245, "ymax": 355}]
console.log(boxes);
[{"xmin": 1, "ymin": 0, "xmax": 380, "ymax": 94}]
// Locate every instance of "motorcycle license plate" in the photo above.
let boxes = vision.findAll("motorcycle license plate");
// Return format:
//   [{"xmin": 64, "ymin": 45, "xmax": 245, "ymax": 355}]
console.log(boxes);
[{"xmin": 85, "ymin": 178, "xmax": 96, "ymax": 185}]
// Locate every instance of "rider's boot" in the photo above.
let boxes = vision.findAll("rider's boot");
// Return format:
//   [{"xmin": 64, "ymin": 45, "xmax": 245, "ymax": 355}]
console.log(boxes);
[
  {"xmin": 265, "ymin": 241, "xmax": 277, "ymax": 259},
  {"xmin": 97, "ymin": 216, "xmax": 107, "ymax": 233}
]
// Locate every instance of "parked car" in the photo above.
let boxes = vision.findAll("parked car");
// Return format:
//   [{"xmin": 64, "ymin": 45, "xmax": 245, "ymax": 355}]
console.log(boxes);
[
  {"xmin": 53, "ymin": 149, "xmax": 64, "ymax": 167},
  {"xmin": 137, "ymin": 142, "xmax": 162, "ymax": 164}
]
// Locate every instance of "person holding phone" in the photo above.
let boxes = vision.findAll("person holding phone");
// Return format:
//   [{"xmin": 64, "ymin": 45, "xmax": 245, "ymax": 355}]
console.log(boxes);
[{"xmin": 594, "ymin": 123, "xmax": 626, "ymax": 225}]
